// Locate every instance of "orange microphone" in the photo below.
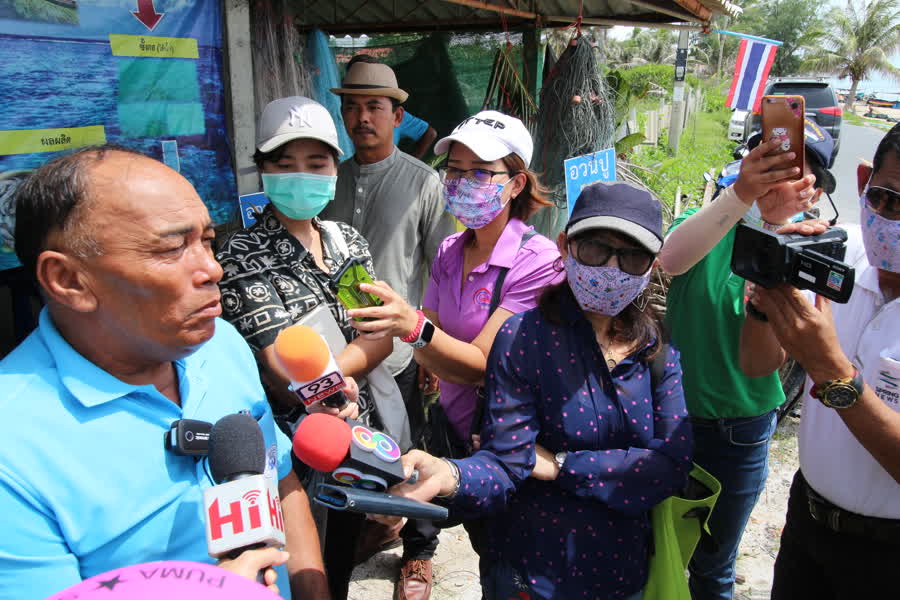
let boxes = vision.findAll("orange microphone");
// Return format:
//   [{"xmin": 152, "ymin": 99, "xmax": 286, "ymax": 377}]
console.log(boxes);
[{"xmin": 274, "ymin": 324, "xmax": 347, "ymax": 408}]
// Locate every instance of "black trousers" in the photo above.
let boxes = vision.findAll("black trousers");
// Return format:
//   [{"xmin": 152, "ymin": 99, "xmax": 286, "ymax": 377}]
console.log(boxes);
[
  {"xmin": 394, "ymin": 357, "xmax": 441, "ymax": 561},
  {"xmin": 771, "ymin": 470, "xmax": 900, "ymax": 599}
]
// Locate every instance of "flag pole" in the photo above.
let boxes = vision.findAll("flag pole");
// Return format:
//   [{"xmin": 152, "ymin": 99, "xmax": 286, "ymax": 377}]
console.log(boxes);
[{"xmin": 711, "ymin": 30, "xmax": 783, "ymax": 46}]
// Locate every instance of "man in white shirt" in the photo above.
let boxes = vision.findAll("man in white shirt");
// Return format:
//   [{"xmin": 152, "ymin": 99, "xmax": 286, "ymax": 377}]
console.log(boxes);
[{"xmin": 739, "ymin": 123, "xmax": 900, "ymax": 597}]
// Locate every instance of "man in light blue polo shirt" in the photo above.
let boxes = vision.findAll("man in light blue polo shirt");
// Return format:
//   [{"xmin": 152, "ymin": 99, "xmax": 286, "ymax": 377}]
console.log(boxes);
[{"xmin": 0, "ymin": 146, "xmax": 329, "ymax": 600}]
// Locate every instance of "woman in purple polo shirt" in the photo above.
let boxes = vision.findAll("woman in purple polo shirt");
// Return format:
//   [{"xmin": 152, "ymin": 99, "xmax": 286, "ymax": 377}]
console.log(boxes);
[{"xmin": 347, "ymin": 110, "xmax": 563, "ymax": 457}]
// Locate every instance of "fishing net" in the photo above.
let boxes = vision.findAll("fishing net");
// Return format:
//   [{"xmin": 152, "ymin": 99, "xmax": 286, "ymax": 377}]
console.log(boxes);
[
  {"xmin": 251, "ymin": 0, "xmax": 311, "ymax": 119},
  {"xmin": 305, "ymin": 29, "xmax": 355, "ymax": 158},
  {"xmin": 482, "ymin": 43, "xmax": 538, "ymax": 133},
  {"xmin": 530, "ymin": 34, "xmax": 616, "ymax": 238}
]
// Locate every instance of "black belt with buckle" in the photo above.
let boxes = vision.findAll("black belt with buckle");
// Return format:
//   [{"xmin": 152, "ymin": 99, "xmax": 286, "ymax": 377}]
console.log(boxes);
[{"xmin": 804, "ymin": 479, "xmax": 900, "ymax": 546}]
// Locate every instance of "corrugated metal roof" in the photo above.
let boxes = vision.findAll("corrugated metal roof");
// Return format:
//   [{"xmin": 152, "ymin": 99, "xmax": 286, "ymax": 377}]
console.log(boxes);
[{"xmin": 291, "ymin": 0, "xmax": 741, "ymax": 33}]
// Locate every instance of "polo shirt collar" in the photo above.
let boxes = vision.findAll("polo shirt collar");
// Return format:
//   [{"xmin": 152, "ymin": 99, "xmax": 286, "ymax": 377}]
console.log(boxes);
[
  {"xmin": 38, "ymin": 308, "xmax": 141, "ymax": 407},
  {"xmin": 488, "ymin": 218, "xmax": 531, "ymax": 268},
  {"xmin": 856, "ymin": 259, "xmax": 881, "ymax": 298},
  {"xmin": 352, "ymin": 147, "xmax": 398, "ymax": 175},
  {"xmin": 446, "ymin": 218, "xmax": 533, "ymax": 269}
]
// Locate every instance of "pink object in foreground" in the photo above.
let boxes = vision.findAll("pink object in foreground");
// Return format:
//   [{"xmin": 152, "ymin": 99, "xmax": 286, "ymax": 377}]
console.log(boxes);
[{"xmin": 46, "ymin": 560, "xmax": 277, "ymax": 600}]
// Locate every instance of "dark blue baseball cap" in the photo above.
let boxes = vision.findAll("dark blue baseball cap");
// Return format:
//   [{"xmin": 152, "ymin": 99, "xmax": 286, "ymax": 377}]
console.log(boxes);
[
  {"xmin": 566, "ymin": 182, "xmax": 663, "ymax": 253},
  {"xmin": 748, "ymin": 118, "xmax": 836, "ymax": 193}
]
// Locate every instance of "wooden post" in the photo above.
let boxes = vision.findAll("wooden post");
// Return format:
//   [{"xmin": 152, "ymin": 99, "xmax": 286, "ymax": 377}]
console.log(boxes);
[{"xmin": 668, "ymin": 29, "xmax": 690, "ymax": 153}]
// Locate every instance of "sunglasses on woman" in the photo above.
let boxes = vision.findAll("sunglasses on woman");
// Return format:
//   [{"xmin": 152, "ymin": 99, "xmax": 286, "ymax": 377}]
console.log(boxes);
[{"xmin": 569, "ymin": 238, "xmax": 655, "ymax": 276}]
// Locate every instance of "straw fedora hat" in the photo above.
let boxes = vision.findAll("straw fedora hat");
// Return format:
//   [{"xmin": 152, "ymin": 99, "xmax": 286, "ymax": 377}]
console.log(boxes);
[{"xmin": 330, "ymin": 62, "xmax": 409, "ymax": 103}]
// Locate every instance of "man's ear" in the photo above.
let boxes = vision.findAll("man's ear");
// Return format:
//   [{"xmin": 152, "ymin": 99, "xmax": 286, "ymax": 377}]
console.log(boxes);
[
  {"xmin": 36, "ymin": 250, "xmax": 98, "ymax": 313},
  {"xmin": 393, "ymin": 105, "xmax": 405, "ymax": 128},
  {"xmin": 857, "ymin": 162, "xmax": 873, "ymax": 197}
]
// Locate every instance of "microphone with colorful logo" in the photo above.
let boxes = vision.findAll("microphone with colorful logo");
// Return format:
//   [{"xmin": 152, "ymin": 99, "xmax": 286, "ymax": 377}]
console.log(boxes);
[
  {"xmin": 274, "ymin": 324, "xmax": 348, "ymax": 409},
  {"xmin": 203, "ymin": 414, "xmax": 285, "ymax": 581},
  {"xmin": 292, "ymin": 413, "xmax": 448, "ymax": 520}
]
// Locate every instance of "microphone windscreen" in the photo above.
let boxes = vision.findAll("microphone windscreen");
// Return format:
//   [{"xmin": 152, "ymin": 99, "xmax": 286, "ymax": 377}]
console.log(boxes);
[
  {"xmin": 293, "ymin": 413, "xmax": 352, "ymax": 472},
  {"xmin": 274, "ymin": 324, "xmax": 331, "ymax": 382},
  {"xmin": 208, "ymin": 413, "xmax": 265, "ymax": 483}
]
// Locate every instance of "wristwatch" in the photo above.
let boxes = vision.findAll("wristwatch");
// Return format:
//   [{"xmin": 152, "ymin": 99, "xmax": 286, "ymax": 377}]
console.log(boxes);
[
  {"xmin": 409, "ymin": 317, "xmax": 435, "ymax": 349},
  {"xmin": 810, "ymin": 367, "xmax": 863, "ymax": 409},
  {"xmin": 554, "ymin": 451, "xmax": 567, "ymax": 471}
]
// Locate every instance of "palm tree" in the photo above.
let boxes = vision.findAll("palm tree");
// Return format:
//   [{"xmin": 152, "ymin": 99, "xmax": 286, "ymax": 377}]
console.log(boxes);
[{"xmin": 803, "ymin": 0, "xmax": 900, "ymax": 113}]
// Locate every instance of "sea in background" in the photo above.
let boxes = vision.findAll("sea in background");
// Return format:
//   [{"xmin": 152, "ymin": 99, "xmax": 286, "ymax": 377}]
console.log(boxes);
[{"xmin": 0, "ymin": 33, "xmax": 237, "ymax": 271}]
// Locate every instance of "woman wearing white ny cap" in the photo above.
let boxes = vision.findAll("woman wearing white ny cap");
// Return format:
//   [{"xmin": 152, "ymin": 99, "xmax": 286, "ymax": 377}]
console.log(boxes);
[
  {"xmin": 347, "ymin": 110, "xmax": 564, "ymax": 549},
  {"xmin": 216, "ymin": 97, "xmax": 396, "ymax": 599}
]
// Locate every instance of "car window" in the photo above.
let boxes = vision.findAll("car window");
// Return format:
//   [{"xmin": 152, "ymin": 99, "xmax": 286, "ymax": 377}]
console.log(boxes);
[{"xmin": 768, "ymin": 84, "xmax": 836, "ymax": 109}]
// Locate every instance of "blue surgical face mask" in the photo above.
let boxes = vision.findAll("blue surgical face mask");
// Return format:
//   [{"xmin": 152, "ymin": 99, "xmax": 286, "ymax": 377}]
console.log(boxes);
[{"xmin": 261, "ymin": 172, "xmax": 337, "ymax": 220}]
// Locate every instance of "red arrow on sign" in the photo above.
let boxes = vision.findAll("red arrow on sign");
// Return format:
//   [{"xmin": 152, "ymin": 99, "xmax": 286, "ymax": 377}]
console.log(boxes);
[{"xmin": 131, "ymin": 0, "xmax": 165, "ymax": 32}]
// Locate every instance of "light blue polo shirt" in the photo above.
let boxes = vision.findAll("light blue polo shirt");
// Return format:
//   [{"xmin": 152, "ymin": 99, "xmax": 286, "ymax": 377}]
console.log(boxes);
[
  {"xmin": 0, "ymin": 309, "xmax": 293, "ymax": 600},
  {"xmin": 394, "ymin": 111, "xmax": 430, "ymax": 145}
]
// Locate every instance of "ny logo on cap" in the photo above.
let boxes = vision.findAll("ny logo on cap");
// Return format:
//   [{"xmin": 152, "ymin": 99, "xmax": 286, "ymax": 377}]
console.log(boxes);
[{"xmin": 288, "ymin": 106, "xmax": 312, "ymax": 130}]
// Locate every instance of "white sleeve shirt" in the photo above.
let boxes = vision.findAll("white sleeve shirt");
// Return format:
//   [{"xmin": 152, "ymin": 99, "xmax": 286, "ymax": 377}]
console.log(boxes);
[{"xmin": 799, "ymin": 223, "xmax": 900, "ymax": 518}]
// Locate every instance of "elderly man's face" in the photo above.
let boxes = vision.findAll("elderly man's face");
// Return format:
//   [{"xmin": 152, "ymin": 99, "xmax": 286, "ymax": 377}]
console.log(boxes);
[{"xmin": 78, "ymin": 153, "xmax": 223, "ymax": 360}]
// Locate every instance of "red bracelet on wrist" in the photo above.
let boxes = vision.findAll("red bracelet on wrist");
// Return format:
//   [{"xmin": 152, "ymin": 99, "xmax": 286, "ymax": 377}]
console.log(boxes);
[{"xmin": 400, "ymin": 310, "xmax": 425, "ymax": 343}]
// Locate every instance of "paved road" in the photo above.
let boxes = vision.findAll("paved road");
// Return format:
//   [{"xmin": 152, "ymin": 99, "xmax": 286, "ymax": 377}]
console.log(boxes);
[{"xmin": 830, "ymin": 123, "xmax": 888, "ymax": 225}]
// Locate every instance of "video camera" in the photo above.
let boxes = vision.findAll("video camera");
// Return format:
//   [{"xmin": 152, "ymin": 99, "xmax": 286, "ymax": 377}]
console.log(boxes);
[{"xmin": 731, "ymin": 223, "xmax": 855, "ymax": 303}]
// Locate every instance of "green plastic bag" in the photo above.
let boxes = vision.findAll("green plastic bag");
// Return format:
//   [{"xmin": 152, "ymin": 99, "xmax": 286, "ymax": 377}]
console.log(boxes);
[{"xmin": 644, "ymin": 463, "xmax": 721, "ymax": 600}]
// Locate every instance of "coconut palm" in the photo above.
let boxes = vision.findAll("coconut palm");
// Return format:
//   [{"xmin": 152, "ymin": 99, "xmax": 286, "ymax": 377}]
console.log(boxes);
[{"xmin": 803, "ymin": 0, "xmax": 900, "ymax": 112}]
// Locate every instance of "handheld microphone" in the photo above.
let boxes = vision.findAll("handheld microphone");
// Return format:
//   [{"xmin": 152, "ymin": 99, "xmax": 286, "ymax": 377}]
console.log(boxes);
[
  {"xmin": 203, "ymin": 414, "xmax": 286, "ymax": 561},
  {"xmin": 292, "ymin": 413, "xmax": 448, "ymax": 521},
  {"xmin": 274, "ymin": 324, "xmax": 348, "ymax": 408}
]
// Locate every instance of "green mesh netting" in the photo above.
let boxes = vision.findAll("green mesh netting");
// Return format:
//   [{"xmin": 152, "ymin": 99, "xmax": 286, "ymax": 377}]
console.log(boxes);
[{"xmin": 330, "ymin": 31, "xmax": 535, "ymax": 158}]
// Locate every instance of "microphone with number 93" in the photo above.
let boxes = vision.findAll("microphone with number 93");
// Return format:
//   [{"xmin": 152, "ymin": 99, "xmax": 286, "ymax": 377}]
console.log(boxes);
[
  {"xmin": 293, "ymin": 413, "xmax": 448, "ymax": 521},
  {"xmin": 274, "ymin": 324, "xmax": 348, "ymax": 408},
  {"xmin": 203, "ymin": 414, "xmax": 285, "ymax": 562}
]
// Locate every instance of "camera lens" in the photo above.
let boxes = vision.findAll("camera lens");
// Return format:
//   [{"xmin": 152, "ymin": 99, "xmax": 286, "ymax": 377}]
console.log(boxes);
[{"xmin": 791, "ymin": 102, "xmax": 798, "ymax": 109}]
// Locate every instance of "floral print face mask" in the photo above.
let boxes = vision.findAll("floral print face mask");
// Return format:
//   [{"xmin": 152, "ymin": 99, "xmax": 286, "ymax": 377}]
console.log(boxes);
[
  {"xmin": 443, "ymin": 178, "xmax": 510, "ymax": 230},
  {"xmin": 565, "ymin": 255, "xmax": 650, "ymax": 316},
  {"xmin": 861, "ymin": 188, "xmax": 900, "ymax": 273}
]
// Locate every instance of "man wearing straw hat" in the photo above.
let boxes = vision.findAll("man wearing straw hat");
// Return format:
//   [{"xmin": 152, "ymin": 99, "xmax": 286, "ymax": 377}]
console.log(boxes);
[{"xmin": 323, "ymin": 58, "xmax": 454, "ymax": 600}]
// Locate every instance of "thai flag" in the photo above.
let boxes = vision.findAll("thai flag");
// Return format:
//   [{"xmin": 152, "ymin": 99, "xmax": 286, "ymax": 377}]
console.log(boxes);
[{"xmin": 726, "ymin": 39, "xmax": 779, "ymax": 112}]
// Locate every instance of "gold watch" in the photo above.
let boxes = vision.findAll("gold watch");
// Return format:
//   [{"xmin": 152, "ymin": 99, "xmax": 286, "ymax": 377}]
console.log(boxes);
[{"xmin": 810, "ymin": 367, "xmax": 863, "ymax": 409}]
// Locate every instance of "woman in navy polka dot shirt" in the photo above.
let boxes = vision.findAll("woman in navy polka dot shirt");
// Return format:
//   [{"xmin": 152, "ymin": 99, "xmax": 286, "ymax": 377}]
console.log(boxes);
[{"xmin": 392, "ymin": 183, "xmax": 693, "ymax": 600}]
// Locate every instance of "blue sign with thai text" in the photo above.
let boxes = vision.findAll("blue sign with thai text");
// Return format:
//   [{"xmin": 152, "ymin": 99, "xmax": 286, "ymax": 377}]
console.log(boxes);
[
  {"xmin": 564, "ymin": 148, "xmax": 616, "ymax": 218},
  {"xmin": 239, "ymin": 192, "xmax": 269, "ymax": 228}
]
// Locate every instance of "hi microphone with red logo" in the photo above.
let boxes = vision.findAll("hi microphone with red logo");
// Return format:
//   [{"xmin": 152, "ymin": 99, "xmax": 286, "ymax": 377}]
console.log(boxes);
[
  {"xmin": 292, "ymin": 413, "xmax": 448, "ymax": 521},
  {"xmin": 274, "ymin": 324, "xmax": 348, "ymax": 409},
  {"xmin": 203, "ymin": 414, "xmax": 285, "ymax": 560}
]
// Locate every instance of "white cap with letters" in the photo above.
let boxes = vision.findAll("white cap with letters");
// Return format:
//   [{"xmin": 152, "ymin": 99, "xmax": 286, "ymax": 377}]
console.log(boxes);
[
  {"xmin": 434, "ymin": 110, "xmax": 533, "ymax": 167},
  {"xmin": 256, "ymin": 96, "xmax": 343, "ymax": 156}
]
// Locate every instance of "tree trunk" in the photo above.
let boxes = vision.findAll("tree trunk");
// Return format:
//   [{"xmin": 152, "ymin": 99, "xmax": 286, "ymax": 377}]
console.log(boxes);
[{"xmin": 846, "ymin": 78, "xmax": 860, "ymax": 114}]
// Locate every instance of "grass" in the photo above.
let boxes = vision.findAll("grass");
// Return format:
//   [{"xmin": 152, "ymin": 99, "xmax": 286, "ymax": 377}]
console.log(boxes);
[
  {"xmin": 843, "ymin": 109, "xmax": 895, "ymax": 130},
  {"xmin": 630, "ymin": 102, "xmax": 734, "ymax": 221}
]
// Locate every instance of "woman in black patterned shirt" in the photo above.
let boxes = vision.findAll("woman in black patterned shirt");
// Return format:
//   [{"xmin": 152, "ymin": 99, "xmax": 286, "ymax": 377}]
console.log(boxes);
[{"xmin": 216, "ymin": 97, "xmax": 394, "ymax": 600}]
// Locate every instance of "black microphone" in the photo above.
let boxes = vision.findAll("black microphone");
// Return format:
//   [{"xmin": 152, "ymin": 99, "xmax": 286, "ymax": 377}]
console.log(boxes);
[{"xmin": 203, "ymin": 414, "xmax": 286, "ymax": 581}]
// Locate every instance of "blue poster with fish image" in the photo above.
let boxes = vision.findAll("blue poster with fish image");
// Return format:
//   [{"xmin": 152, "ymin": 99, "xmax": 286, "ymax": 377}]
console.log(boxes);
[{"xmin": 0, "ymin": 0, "xmax": 236, "ymax": 271}]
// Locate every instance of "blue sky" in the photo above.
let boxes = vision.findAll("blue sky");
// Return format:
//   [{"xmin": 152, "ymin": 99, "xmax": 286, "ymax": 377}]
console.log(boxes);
[{"xmin": 0, "ymin": 0, "xmax": 222, "ymax": 46}]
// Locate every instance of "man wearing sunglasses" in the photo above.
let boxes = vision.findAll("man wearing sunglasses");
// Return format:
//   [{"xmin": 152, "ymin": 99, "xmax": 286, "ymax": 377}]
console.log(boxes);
[
  {"xmin": 658, "ymin": 121, "xmax": 835, "ymax": 600},
  {"xmin": 740, "ymin": 124, "xmax": 900, "ymax": 597}
]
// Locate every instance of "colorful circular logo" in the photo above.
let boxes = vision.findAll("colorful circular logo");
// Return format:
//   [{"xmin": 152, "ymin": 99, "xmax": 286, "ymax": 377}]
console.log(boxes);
[{"xmin": 350, "ymin": 425, "xmax": 401, "ymax": 462}]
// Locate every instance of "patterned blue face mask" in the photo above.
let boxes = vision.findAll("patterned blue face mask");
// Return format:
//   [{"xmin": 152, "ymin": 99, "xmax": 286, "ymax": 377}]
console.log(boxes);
[
  {"xmin": 262, "ymin": 172, "xmax": 337, "ymax": 220},
  {"xmin": 443, "ymin": 178, "xmax": 510, "ymax": 229}
]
